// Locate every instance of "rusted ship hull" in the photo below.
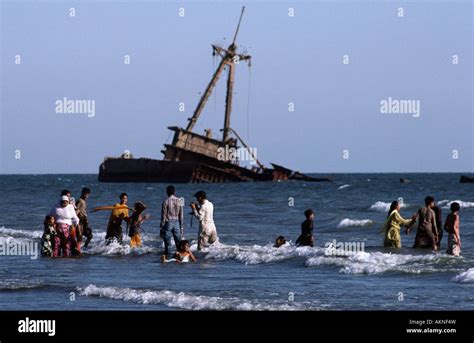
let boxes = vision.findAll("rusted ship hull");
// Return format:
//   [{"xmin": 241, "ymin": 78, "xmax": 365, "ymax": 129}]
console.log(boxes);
[
  {"xmin": 460, "ymin": 175, "xmax": 474, "ymax": 183},
  {"xmin": 98, "ymin": 8, "xmax": 332, "ymax": 184},
  {"xmin": 98, "ymin": 158, "xmax": 331, "ymax": 183}
]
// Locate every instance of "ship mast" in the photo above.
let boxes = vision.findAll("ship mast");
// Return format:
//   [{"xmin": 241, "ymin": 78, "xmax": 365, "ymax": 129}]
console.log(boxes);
[{"xmin": 185, "ymin": 6, "xmax": 251, "ymax": 143}]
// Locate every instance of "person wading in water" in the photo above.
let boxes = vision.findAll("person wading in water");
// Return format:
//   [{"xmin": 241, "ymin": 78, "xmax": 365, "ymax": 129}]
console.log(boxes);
[
  {"xmin": 382, "ymin": 201, "xmax": 416, "ymax": 248},
  {"xmin": 407, "ymin": 196, "xmax": 439, "ymax": 251},
  {"xmin": 92, "ymin": 193, "xmax": 133, "ymax": 245},
  {"xmin": 75, "ymin": 187, "xmax": 93, "ymax": 250},
  {"xmin": 191, "ymin": 191, "xmax": 218, "ymax": 251},
  {"xmin": 160, "ymin": 185, "xmax": 184, "ymax": 257}
]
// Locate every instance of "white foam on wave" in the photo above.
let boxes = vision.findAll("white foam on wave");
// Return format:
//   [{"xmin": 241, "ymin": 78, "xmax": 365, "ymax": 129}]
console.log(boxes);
[
  {"xmin": 84, "ymin": 240, "xmax": 158, "ymax": 256},
  {"xmin": 78, "ymin": 284, "xmax": 321, "ymax": 310},
  {"xmin": 92, "ymin": 231, "xmax": 161, "ymax": 243},
  {"xmin": 0, "ymin": 227, "xmax": 160, "ymax": 256},
  {"xmin": 0, "ymin": 235, "xmax": 36, "ymax": 247},
  {"xmin": 204, "ymin": 242, "xmax": 320, "ymax": 265},
  {"xmin": 451, "ymin": 268, "xmax": 474, "ymax": 283},
  {"xmin": 0, "ymin": 227, "xmax": 42, "ymax": 239},
  {"xmin": 338, "ymin": 184, "xmax": 350, "ymax": 190},
  {"xmin": 306, "ymin": 251, "xmax": 452, "ymax": 275},
  {"xmin": 0, "ymin": 279, "xmax": 45, "ymax": 291},
  {"xmin": 337, "ymin": 219, "xmax": 373, "ymax": 229},
  {"xmin": 369, "ymin": 201, "xmax": 408, "ymax": 212},
  {"xmin": 438, "ymin": 200, "xmax": 474, "ymax": 209}
]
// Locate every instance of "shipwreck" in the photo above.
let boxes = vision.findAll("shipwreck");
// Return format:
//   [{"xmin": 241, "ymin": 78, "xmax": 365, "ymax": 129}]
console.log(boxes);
[{"xmin": 99, "ymin": 7, "xmax": 331, "ymax": 183}]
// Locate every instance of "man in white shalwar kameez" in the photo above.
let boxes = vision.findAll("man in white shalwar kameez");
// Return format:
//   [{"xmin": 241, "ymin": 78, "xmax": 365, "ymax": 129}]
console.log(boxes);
[{"xmin": 191, "ymin": 191, "xmax": 218, "ymax": 251}]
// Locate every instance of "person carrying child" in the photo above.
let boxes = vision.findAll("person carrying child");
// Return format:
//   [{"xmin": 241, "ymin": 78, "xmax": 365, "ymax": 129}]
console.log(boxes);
[{"xmin": 50, "ymin": 195, "xmax": 80, "ymax": 257}]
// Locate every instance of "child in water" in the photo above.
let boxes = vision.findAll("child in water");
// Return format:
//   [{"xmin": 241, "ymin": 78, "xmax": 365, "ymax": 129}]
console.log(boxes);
[
  {"xmin": 274, "ymin": 236, "xmax": 287, "ymax": 248},
  {"xmin": 296, "ymin": 209, "xmax": 315, "ymax": 247},
  {"xmin": 161, "ymin": 240, "xmax": 196, "ymax": 263},
  {"xmin": 41, "ymin": 215, "xmax": 57, "ymax": 257},
  {"xmin": 127, "ymin": 202, "xmax": 150, "ymax": 248},
  {"xmin": 444, "ymin": 202, "xmax": 461, "ymax": 256}
]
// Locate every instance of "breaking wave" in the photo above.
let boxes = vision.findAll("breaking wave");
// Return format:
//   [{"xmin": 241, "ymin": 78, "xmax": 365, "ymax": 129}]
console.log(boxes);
[
  {"xmin": 0, "ymin": 279, "xmax": 46, "ymax": 291},
  {"xmin": 437, "ymin": 200, "xmax": 474, "ymax": 209},
  {"xmin": 451, "ymin": 268, "xmax": 474, "ymax": 283},
  {"xmin": 84, "ymin": 241, "xmax": 158, "ymax": 256},
  {"xmin": 204, "ymin": 242, "xmax": 321, "ymax": 265},
  {"xmin": 84, "ymin": 232, "xmax": 158, "ymax": 256},
  {"xmin": 306, "ymin": 251, "xmax": 457, "ymax": 275},
  {"xmin": 338, "ymin": 184, "xmax": 350, "ymax": 190},
  {"xmin": 337, "ymin": 219, "xmax": 373, "ymax": 229},
  {"xmin": 0, "ymin": 227, "xmax": 42, "ymax": 239},
  {"xmin": 78, "ymin": 284, "xmax": 322, "ymax": 310},
  {"xmin": 0, "ymin": 227, "xmax": 159, "ymax": 256},
  {"xmin": 369, "ymin": 201, "xmax": 408, "ymax": 212}
]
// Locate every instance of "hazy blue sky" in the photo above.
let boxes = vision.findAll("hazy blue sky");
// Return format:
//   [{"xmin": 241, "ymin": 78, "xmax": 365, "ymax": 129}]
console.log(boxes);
[{"xmin": 1, "ymin": 0, "xmax": 472, "ymax": 173}]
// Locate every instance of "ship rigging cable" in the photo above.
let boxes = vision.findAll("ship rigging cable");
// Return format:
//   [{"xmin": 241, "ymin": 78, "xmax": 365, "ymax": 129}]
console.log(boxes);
[{"xmin": 246, "ymin": 59, "xmax": 252, "ymax": 142}]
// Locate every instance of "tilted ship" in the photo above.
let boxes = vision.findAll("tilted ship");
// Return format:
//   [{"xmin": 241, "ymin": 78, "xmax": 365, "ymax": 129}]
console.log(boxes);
[{"xmin": 99, "ymin": 7, "xmax": 331, "ymax": 183}]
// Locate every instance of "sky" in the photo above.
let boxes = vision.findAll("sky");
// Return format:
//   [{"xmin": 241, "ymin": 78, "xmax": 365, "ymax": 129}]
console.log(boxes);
[{"xmin": 1, "ymin": 0, "xmax": 472, "ymax": 174}]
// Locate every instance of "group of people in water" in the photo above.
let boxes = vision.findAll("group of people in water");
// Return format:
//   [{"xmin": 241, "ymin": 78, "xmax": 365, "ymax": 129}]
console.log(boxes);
[
  {"xmin": 41, "ymin": 187, "xmax": 462, "ymax": 261},
  {"xmin": 274, "ymin": 196, "xmax": 462, "ymax": 257},
  {"xmin": 382, "ymin": 196, "xmax": 462, "ymax": 256},
  {"xmin": 41, "ymin": 186, "xmax": 218, "ymax": 263}
]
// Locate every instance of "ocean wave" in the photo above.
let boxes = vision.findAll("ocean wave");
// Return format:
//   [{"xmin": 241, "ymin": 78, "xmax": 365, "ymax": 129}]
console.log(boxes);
[
  {"xmin": 204, "ymin": 242, "xmax": 320, "ymax": 265},
  {"xmin": 338, "ymin": 184, "xmax": 350, "ymax": 190},
  {"xmin": 91, "ymin": 231, "xmax": 161, "ymax": 243},
  {"xmin": 0, "ymin": 227, "xmax": 160, "ymax": 256},
  {"xmin": 0, "ymin": 227, "xmax": 42, "ymax": 239},
  {"xmin": 369, "ymin": 201, "xmax": 408, "ymax": 212},
  {"xmin": 0, "ymin": 235, "xmax": 38, "ymax": 247},
  {"xmin": 84, "ymin": 240, "xmax": 158, "ymax": 256},
  {"xmin": 337, "ymin": 219, "xmax": 373, "ymax": 229},
  {"xmin": 306, "ymin": 251, "xmax": 454, "ymax": 275},
  {"xmin": 78, "ymin": 284, "xmax": 321, "ymax": 310},
  {"xmin": 451, "ymin": 268, "xmax": 474, "ymax": 283},
  {"xmin": 437, "ymin": 200, "xmax": 474, "ymax": 209},
  {"xmin": 0, "ymin": 279, "xmax": 45, "ymax": 291}
]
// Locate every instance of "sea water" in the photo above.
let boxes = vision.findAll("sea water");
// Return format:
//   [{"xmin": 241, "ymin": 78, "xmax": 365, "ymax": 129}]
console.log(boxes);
[{"xmin": 0, "ymin": 174, "xmax": 473, "ymax": 310}]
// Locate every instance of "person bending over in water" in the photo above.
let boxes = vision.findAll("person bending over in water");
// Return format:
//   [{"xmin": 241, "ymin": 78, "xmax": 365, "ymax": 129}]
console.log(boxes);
[
  {"xmin": 296, "ymin": 209, "xmax": 315, "ymax": 247},
  {"xmin": 274, "ymin": 236, "xmax": 287, "ymax": 248},
  {"xmin": 41, "ymin": 215, "xmax": 57, "ymax": 257},
  {"xmin": 127, "ymin": 202, "xmax": 150, "ymax": 248},
  {"xmin": 444, "ymin": 202, "xmax": 461, "ymax": 256},
  {"xmin": 92, "ymin": 193, "xmax": 134, "ymax": 245},
  {"xmin": 161, "ymin": 240, "xmax": 196, "ymax": 263},
  {"xmin": 407, "ymin": 196, "xmax": 439, "ymax": 251},
  {"xmin": 382, "ymin": 201, "xmax": 416, "ymax": 248}
]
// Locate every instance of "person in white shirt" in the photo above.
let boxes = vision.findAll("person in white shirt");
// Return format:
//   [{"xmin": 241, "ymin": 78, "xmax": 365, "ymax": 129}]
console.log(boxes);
[
  {"xmin": 50, "ymin": 195, "xmax": 79, "ymax": 257},
  {"xmin": 191, "ymin": 191, "xmax": 218, "ymax": 251}
]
